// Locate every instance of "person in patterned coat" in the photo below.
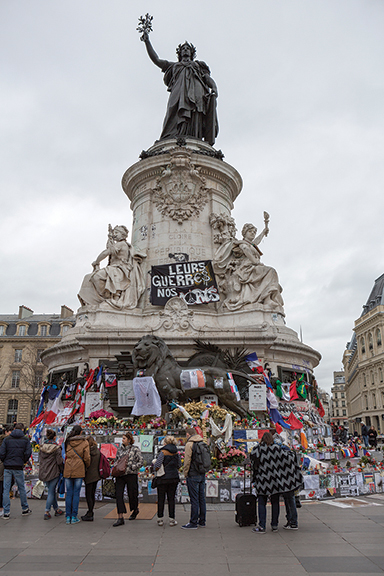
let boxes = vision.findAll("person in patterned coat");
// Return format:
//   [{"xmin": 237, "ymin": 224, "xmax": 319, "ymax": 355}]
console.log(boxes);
[
  {"xmin": 112, "ymin": 432, "xmax": 143, "ymax": 527},
  {"xmin": 250, "ymin": 432, "xmax": 303, "ymax": 534}
]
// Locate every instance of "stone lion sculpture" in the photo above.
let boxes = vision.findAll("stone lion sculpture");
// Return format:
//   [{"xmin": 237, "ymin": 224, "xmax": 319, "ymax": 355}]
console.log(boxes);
[{"xmin": 132, "ymin": 335, "xmax": 257, "ymax": 417}]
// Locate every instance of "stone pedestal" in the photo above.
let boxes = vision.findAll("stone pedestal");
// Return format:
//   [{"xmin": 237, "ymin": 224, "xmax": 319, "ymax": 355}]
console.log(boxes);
[{"xmin": 42, "ymin": 138, "xmax": 321, "ymax": 386}]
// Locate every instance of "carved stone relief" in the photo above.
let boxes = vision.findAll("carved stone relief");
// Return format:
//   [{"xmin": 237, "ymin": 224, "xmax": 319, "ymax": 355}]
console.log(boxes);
[{"xmin": 153, "ymin": 149, "xmax": 208, "ymax": 224}]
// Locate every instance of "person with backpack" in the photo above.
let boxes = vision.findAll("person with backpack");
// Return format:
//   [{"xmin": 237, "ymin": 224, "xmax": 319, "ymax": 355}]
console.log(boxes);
[
  {"xmin": 81, "ymin": 436, "xmax": 101, "ymax": 522},
  {"xmin": 182, "ymin": 427, "xmax": 211, "ymax": 530},
  {"xmin": 153, "ymin": 436, "xmax": 182, "ymax": 527}
]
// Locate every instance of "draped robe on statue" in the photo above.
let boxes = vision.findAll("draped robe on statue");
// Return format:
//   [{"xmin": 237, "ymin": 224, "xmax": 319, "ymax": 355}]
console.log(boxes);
[
  {"xmin": 78, "ymin": 240, "xmax": 145, "ymax": 310},
  {"xmin": 214, "ymin": 237, "xmax": 284, "ymax": 312},
  {"xmin": 160, "ymin": 60, "xmax": 218, "ymax": 145}
]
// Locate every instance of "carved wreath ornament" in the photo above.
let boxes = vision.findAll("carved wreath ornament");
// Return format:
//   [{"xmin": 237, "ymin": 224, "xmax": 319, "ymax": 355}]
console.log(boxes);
[{"xmin": 153, "ymin": 151, "xmax": 208, "ymax": 224}]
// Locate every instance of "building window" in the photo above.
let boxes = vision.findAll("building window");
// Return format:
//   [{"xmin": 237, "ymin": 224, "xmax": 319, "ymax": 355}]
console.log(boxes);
[
  {"xmin": 380, "ymin": 367, "xmax": 383, "ymax": 383},
  {"xmin": 0, "ymin": 325, "xmax": 5, "ymax": 336},
  {"xmin": 35, "ymin": 373, "xmax": 43, "ymax": 388},
  {"xmin": 342, "ymin": 401, "xmax": 345, "ymax": 407},
  {"xmin": 40, "ymin": 325, "xmax": 48, "ymax": 337},
  {"xmin": 7, "ymin": 399, "xmax": 18, "ymax": 424},
  {"xmin": 18, "ymin": 325, "xmax": 26, "ymax": 336},
  {"xmin": 62, "ymin": 325, "xmax": 69, "ymax": 335},
  {"xmin": 11, "ymin": 371, "xmax": 20, "ymax": 388},
  {"xmin": 363, "ymin": 373, "xmax": 367, "ymax": 387},
  {"xmin": 373, "ymin": 394, "xmax": 376, "ymax": 409},
  {"xmin": 378, "ymin": 329, "xmax": 382, "ymax": 347},
  {"xmin": 341, "ymin": 392, "xmax": 345, "ymax": 398},
  {"xmin": 14, "ymin": 349, "xmax": 23, "ymax": 363},
  {"xmin": 342, "ymin": 410, "xmax": 346, "ymax": 416},
  {"xmin": 365, "ymin": 395, "xmax": 369, "ymax": 409},
  {"xmin": 36, "ymin": 349, "xmax": 44, "ymax": 363},
  {"xmin": 361, "ymin": 337, "xmax": 366, "ymax": 354},
  {"xmin": 371, "ymin": 372, "xmax": 375, "ymax": 386},
  {"xmin": 336, "ymin": 409, "xmax": 339, "ymax": 416},
  {"xmin": 369, "ymin": 332, "xmax": 374, "ymax": 350}
]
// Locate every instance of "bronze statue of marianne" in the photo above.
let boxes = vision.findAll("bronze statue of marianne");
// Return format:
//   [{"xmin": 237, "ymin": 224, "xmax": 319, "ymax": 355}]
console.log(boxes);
[{"xmin": 138, "ymin": 15, "xmax": 219, "ymax": 146}]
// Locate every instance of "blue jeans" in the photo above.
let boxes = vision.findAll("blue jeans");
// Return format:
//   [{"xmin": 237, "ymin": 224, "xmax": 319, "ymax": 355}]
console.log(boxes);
[
  {"xmin": 3, "ymin": 469, "xmax": 29, "ymax": 515},
  {"xmin": 65, "ymin": 478, "xmax": 83, "ymax": 518},
  {"xmin": 186, "ymin": 475, "xmax": 206, "ymax": 527},
  {"xmin": 258, "ymin": 493, "xmax": 280, "ymax": 529},
  {"xmin": 45, "ymin": 476, "xmax": 59, "ymax": 513},
  {"xmin": 283, "ymin": 490, "xmax": 298, "ymax": 526},
  {"xmin": 363, "ymin": 435, "xmax": 369, "ymax": 448}
]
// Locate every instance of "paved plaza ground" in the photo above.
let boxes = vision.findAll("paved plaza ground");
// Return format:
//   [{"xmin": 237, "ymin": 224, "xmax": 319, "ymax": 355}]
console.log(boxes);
[{"xmin": 2, "ymin": 495, "xmax": 384, "ymax": 575}]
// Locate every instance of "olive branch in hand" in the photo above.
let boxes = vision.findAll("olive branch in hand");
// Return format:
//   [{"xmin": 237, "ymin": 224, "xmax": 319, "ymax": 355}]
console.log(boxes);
[{"xmin": 137, "ymin": 13, "xmax": 153, "ymax": 41}]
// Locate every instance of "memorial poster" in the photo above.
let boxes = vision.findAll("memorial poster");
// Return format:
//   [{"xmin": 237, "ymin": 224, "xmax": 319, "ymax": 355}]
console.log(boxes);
[
  {"xmin": 249, "ymin": 384, "xmax": 267, "ymax": 411},
  {"xmin": 150, "ymin": 260, "xmax": 219, "ymax": 305},
  {"xmin": 118, "ymin": 379, "xmax": 135, "ymax": 407}
]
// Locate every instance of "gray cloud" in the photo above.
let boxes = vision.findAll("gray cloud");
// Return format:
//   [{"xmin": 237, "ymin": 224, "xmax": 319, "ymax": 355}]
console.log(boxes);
[{"xmin": 1, "ymin": 0, "xmax": 384, "ymax": 392}]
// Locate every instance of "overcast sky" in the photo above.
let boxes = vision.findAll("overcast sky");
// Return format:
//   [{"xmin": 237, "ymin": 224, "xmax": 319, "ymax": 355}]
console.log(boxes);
[{"xmin": 1, "ymin": 1, "xmax": 384, "ymax": 393}]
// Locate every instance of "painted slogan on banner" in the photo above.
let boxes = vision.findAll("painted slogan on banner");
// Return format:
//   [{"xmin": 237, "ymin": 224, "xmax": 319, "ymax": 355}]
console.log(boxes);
[{"xmin": 150, "ymin": 260, "xmax": 219, "ymax": 306}]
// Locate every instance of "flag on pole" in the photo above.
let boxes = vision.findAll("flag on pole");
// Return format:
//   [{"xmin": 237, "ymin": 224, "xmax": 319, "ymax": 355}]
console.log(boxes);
[{"xmin": 45, "ymin": 388, "xmax": 65, "ymax": 425}]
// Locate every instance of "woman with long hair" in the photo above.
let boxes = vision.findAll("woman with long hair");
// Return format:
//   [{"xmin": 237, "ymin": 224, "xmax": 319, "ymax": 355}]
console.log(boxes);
[
  {"xmin": 113, "ymin": 432, "xmax": 143, "ymax": 527},
  {"xmin": 154, "ymin": 436, "xmax": 181, "ymax": 527},
  {"xmin": 63, "ymin": 425, "xmax": 90, "ymax": 525}
]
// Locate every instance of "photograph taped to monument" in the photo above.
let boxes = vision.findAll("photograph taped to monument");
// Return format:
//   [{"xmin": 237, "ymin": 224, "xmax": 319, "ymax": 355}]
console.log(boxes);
[{"xmin": 150, "ymin": 260, "xmax": 219, "ymax": 306}]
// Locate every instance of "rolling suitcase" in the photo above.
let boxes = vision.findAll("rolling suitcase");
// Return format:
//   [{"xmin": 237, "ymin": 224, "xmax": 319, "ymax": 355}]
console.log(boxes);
[{"xmin": 235, "ymin": 460, "xmax": 257, "ymax": 527}]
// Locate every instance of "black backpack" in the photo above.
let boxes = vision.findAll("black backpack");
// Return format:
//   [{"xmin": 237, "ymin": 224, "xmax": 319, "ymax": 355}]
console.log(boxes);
[{"xmin": 193, "ymin": 441, "xmax": 211, "ymax": 474}]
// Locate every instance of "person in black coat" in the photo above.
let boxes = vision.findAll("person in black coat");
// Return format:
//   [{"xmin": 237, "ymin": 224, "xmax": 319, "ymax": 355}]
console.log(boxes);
[
  {"xmin": 368, "ymin": 426, "xmax": 378, "ymax": 448},
  {"xmin": 153, "ymin": 436, "xmax": 181, "ymax": 527},
  {"xmin": 0, "ymin": 423, "xmax": 32, "ymax": 518}
]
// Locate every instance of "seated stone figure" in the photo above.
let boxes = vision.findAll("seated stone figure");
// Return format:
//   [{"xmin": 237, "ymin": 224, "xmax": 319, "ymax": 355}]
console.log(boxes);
[
  {"xmin": 210, "ymin": 214, "xmax": 284, "ymax": 312},
  {"xmin": 78, "ymin": 225, "xmax": 146, "ymax": 310}
]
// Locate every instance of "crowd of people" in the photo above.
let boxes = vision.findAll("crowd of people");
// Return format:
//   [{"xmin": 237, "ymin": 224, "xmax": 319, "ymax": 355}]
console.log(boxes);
[
  {"xmin": 3, "ymin": 421, "xmax": 355, "ymax": 533},
  {"xmin": 331, "ymin": 422, "xmax": 379, "ymax": 449}
]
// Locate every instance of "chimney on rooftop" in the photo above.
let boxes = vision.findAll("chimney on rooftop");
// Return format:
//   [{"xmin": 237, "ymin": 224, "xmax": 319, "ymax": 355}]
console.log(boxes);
[
  {"xmin": 61, "ymin": 305, "xmax": 74, "ymax": 319},
  {"xmin": 18, "ymin": 305, "xmax": 34, "ymax": 319}
]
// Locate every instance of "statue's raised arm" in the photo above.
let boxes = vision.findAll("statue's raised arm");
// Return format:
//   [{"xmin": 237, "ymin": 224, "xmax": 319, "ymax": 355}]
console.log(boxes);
[{"xmin": 137, "ymin": 14, "xmax": 219, "ymax": 146}]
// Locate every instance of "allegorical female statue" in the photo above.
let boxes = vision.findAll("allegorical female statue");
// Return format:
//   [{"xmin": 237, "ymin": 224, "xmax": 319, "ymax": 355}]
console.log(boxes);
[
  {"xmin": 138, "ymin": 15, "xmax": 219, "ymax": 145},
  {"xmin": 78, "ymin": 225, "xmax": 146, "ymax": 310},
  {"xmin": 210, "ymin": 213, "xmax": 284, "ymax": 312}
]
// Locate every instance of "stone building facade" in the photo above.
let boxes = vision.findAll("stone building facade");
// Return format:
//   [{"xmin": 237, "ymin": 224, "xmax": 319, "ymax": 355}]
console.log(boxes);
[
  {"xmin": 330, "ymin": 371, "xmax": 349, "ymax": 428},
  {"xmin": 0, "ymin": 305, "xmax": 74, "ymax": 426},
  {"xmin": 343, "ymin": 274, "xmax": 384, "ymax": 434},
  {"xmin": 319, "ymin": 388, "xmax": 331, "ymax": 423}
]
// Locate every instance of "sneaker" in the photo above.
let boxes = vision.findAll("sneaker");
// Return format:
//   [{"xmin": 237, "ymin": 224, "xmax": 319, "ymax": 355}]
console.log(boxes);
[
  {"xmin": 54, "ymin": 509, "xmax": 64, "ymax": 516},
  {"xmin": 181, "ymin": 523, "xmax": 198, "ymax": 529},
  {"xmin": 0, "ymin": 510, "xmax": 4, "ymax": 517},
  {"xmin": 71, "ymin": 517, "xmax": 80, "ymax": 524},
  {"xmin": 3, "ymin": 514, "xmax": 10, "ymax": 520},
  {"xmin": 252, "ymin": 526, "xmax": 266, "ymax": 534},
  {"xmin": 284, "ymin": 524, "xmax": 298, "ymax": 530},
  {"xmin": 157, "ymin": 519, "xmax": 164, "ymax": 526},
  {"xmin": 44, "ymin": 512, "xmax": 51, "ymax": 520},
  {"xmin": 198, "ymin": 523, "xmax": 206, "ymax": 528},
  {"xmin": 169, "ymin": 519, "xmax": 178, "ymax": 526},
  {"xmin": 21, "ymin": 509, "xmax": 32, "ymax": 516},
  {"xmin": 66, "ymin": 516, "xmax": 71, "ymax": 524},
  {"xmin": 271, "ymin": 526, "xmax": 278, "ymax": 532}
]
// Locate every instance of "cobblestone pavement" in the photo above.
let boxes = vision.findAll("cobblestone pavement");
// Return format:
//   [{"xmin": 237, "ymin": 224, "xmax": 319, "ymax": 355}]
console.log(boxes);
[{"xmin": 1, "ymin": 495, "xmax": 384, "ymax": 575}]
